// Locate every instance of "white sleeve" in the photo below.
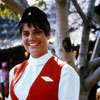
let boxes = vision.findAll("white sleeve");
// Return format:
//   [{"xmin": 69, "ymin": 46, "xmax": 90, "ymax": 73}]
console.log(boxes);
[
  {"xmin": 58, "ymin": 64, "xmax": 80, "ymax": 100},
  {"xmin": 8, "ymin": 67, "xmax": 15, "ymax": 100}
]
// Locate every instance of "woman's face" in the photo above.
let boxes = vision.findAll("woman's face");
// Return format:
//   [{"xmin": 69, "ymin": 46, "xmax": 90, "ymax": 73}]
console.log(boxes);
[{"xmin": 21, "ymin": 23, "xmax": 50, "ymax": 58}]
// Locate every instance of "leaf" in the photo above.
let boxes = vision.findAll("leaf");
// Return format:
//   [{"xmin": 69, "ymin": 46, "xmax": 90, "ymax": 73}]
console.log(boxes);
[{"xmin": 0, "ymin": 1, "xmax": 19, "ymax": 21}]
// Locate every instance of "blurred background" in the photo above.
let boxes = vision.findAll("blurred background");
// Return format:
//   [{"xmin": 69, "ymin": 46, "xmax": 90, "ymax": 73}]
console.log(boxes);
[{"xmin": 0, "ymin": 0, "xmax": 100, "ymax": 100}]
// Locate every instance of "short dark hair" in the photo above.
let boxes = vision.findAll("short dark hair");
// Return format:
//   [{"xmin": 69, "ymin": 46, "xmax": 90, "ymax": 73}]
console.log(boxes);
[
  {"xmin": 19, "ymin": 21, "xmax": 51, "ymax": 36},
  {"xmin": 18, "ymin": 6, "xmax": 51, "ymax": 36}
]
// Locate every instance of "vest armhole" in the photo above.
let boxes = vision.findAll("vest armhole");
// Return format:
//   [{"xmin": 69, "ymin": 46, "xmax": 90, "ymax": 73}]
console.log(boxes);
[{"xmin": 14, "ymin": 60, "xmax": 28, "ymax": 75}]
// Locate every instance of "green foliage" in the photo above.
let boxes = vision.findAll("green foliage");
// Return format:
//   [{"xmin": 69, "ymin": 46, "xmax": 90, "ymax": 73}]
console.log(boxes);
[
  {"xmin": 0, "ymin": 0, "xmax": 19, "ymax": 21},
  {"xmin": 38, "ymin": 0, "xmax": 47, "ymax": 9},
  {"xmin": 0, "ymin": 0, "xmax": 47, "ymax": 20},
  {"xmin": 30, "ymin": 0, "xmax": 47, "ymax": 9}
]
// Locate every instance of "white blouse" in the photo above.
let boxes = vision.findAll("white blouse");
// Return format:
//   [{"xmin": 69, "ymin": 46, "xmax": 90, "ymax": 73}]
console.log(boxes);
[{"xmin": 8, "ymin": 51, "xmax": 80, "ymax": 100}]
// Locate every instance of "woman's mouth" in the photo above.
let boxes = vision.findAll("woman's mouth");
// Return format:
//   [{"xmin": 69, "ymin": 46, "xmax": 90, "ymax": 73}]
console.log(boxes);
[
  {"xmin": 28, "ymin": 42, "xmax": 40, "ymax": 49},
  {"xmin": 29, "ymin": 43, "xmax": 39, "ymax": 46}
]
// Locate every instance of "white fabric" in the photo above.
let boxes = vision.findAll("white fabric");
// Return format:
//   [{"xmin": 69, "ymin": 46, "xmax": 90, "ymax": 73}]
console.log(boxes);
[{"xmin": 8, "ymin": 50, "xmax": 80, "ymax": 100}]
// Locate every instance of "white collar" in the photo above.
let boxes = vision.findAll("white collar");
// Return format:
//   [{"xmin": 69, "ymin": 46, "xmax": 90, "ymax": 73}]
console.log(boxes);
[{"xmin": 28, "ymin": 50, "xmax": 53, "ymax": 66}]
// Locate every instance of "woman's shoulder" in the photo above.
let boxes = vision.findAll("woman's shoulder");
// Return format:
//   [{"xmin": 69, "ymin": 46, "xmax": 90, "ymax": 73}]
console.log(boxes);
[
  {"xmin": 61, "ymin": 63, "xmax": 79, "ymax": 78},
  {"xmin": 9, "ymin": 62, "xmax": 23, "ymax": 80},
  {"xmin": 9, "ymin": 60, "xmax": 28, "ymax": 75}
]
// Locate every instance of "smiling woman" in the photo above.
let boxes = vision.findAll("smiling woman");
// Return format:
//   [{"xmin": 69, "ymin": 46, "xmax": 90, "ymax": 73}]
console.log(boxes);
[
  {"xmin": 8, "ymin": 6, "xmax": 80, "ymax": 100},
  {"xmin": 21, "ymin": 23, "xmax": 50, "ymax": 58}
]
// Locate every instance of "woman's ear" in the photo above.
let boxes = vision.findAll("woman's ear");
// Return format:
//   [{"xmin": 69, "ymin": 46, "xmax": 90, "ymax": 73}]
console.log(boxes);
[{"xmin": 47, "ymin": 31, "xmax": 51, "ymax": 40}]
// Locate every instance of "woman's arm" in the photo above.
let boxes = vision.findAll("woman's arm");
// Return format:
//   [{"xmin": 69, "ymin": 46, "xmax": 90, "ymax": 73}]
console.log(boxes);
[{"xmin": 58, "ymin": 64, "xmax": 80, "ymax": 100}]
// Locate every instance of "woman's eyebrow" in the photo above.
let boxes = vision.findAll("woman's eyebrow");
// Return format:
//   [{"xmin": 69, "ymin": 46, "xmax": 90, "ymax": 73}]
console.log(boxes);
[
  {"xmin": 22, "ymin": 30, "xmax": 28, "ymax": 32},
  {"xmin": 33, "ymin": 28, "xmax": 40, "ymax": 30},
  {"xmin": 34, "ymin": 28, "xmax": 42, "ymax": 31}
]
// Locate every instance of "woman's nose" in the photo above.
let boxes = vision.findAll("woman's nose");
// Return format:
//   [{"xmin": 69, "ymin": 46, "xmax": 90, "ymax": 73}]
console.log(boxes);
[{"xmin": 28, "ymin": 33, "xmax": 36, "ymax": 40}]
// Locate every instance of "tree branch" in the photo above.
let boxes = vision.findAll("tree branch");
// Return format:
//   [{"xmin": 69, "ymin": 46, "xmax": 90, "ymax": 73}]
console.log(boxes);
[
  {"xmin": 2, "ymin": 0, "xmax": 26, "ymax": 15},
  {"xmin": 84, "ymin": 66, "xmax": 100, "ymax": 90},
  {"xmin": 86, "ymin": 0, "xmax": 95, "ymax": 19},
  {"xmin": 76, "ymin": 0, "xmax": 95, "ymax": 68},
  {"xmin": 71, "ymin": 0, "xmax": 87, "ymax": 23},
  {"xmin": 90, "ymin": 34, "xmax": 100, "ymax": 60},
  {"xmin": 88, "ymin": 57, "xmax": 100, "ymax": 71}
]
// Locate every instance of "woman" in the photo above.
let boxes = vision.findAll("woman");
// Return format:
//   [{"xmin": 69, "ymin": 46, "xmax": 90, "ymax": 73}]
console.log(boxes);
[{"xmin": 8, "ymin": 6, "xmax": 80, "ymax": 100}]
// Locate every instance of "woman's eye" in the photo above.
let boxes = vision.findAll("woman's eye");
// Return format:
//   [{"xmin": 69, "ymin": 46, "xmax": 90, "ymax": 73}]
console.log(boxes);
[
  {"xmin": 22, "ymin": 33, "xmax": 29, "ymax": 36},
  {"xmin": 34, "ymin": 30, "xmax": 42, "ymax": 34},
  {"xmin": 34, "ymin": 31, "xmax": 41, "ymax": 34}
]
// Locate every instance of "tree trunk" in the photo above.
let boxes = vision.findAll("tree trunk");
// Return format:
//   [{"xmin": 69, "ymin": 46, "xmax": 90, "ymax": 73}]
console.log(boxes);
[
  {"xmin": 79, "ymin": 90, "xmax": 90, "ymax": 100},
  {"xmin": 55, "ymin": 0, "xmax": 75, "ymax": 67}
]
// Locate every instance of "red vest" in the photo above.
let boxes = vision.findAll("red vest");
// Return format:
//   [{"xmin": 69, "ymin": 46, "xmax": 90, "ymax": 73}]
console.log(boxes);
[{"xmin": 10, "ymin": 56, "xmax": 65, "ymax": 100}]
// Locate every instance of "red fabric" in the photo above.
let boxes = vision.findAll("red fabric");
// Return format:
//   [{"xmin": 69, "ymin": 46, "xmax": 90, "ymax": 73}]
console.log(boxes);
[
  {"xmin": 10, "ymin": 56, "xmax": 65, "ymax": 100},
  {"xmin": 10, "ymin": 60, "xmax": 28, "ymax": 100}
]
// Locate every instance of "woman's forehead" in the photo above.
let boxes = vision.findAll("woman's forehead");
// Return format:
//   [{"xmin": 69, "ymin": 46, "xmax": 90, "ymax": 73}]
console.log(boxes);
[{"xmin": 22, "ymin": 23, "xmax": 39, "ymax": 30}]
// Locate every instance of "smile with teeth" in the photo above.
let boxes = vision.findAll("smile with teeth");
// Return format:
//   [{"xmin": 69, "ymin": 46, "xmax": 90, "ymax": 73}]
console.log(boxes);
[{"xmin": 29, "ymin": 43, "xmax": 40, "ymax": 47}]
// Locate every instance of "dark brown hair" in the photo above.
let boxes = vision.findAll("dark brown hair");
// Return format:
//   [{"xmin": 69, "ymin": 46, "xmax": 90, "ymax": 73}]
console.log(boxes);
[{"xmin": 19, "ymin": 20, "xmax": 51, "ymax": 37}]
